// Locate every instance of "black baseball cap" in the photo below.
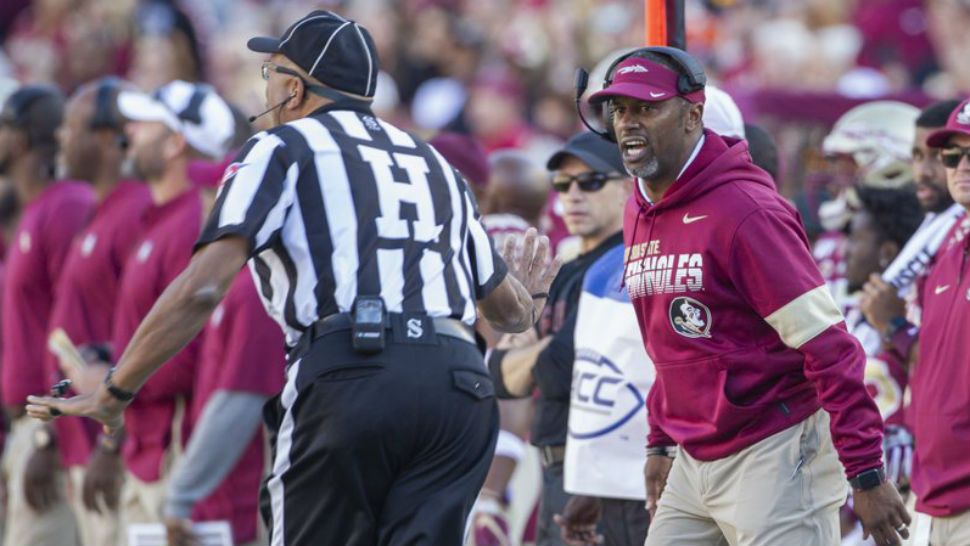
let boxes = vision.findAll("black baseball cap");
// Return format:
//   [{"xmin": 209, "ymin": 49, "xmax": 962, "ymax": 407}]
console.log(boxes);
[
  {"xmin": 547, "ymin": 131, "xmax": 627, "ymax": 174},
  {"xmin": 247, "ymin": 10, "xmax": 379, "ymax": 98}
]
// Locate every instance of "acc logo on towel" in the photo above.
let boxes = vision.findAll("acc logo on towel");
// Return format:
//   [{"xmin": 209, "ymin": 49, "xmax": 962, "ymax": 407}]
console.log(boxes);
[
  {"xmin": 569, "ymin": 349, "xmax": 645, "ymax": 440},
  {"xmin": 669, "ymin": 296, "xmax": 712, "ymax": 339}
]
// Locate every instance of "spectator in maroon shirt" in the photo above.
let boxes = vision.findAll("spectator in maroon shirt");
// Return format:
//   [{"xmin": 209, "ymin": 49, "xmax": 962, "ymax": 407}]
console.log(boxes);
[
  {"xmin": 904, "ymin": 98, "xmax": 970, "ymax": 545},
  {"xmin": 59, "ymin": 80, "xmax": 237, "ymax": 535},
  {"xmin": 0, "ymin": 84, "xmax": 95, "ymax": 546},
  {"xmin": 47, "ymin": 77, "xmax": 153, "ymax": 546}
]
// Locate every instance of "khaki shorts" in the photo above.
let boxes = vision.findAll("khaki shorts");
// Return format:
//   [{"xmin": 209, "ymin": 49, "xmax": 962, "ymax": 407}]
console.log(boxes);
[
  {"xmin": 1, "ymin": 416, "xmax": 78, "ymax": 546},
  {"xmin": 120, "ymin": 396, "xmax": 186, "ymax": 546},
  {"xmin": 645, "ymin": 410, "xmax": 847, "ymax": 546},
  {"xmin": 68, "ymin": 466, "xmax": 121, "ymax": 546}
]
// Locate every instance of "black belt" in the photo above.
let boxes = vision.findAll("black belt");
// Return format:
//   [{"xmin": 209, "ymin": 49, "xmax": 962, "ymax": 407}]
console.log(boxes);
[{"xmin": 307, "ymin": 313, "xmax": 476, "ymax": 346}]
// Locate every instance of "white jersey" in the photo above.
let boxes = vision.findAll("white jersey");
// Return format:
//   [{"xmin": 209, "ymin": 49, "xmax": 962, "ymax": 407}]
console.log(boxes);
[{"xmin": 564, "ymin": 245, "xmax": 655, "ymax": 501}]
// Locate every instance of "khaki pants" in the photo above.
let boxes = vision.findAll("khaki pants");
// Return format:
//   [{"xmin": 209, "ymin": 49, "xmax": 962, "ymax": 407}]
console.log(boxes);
[
  {"xmin": 1, "ymin": 416, "xmax": 78, "ymax": 546},
  {"xmin": 645, "ymin": 410, "xmax": 847, "ymax": 546},
  {"xmin": 903, "ymin": 494, "xmax": 970, "ymax": 546},
  {"xmin": 120, "ymin": 396, "xmax": 185, "ymax": 546},
  {"xmin": 68, "ymin": 466, "xmax": 121, "ymax": 546}
]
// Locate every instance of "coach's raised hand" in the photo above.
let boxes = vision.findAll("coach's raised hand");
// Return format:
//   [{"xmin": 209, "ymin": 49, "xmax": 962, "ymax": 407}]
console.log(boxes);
[
  {"xmin": 478, "ymin": 227, "xmax": 561, "ymax": 333},
  {"xmin": 502, "ymin": 228, "xmax": 561, "ymax": 313}
]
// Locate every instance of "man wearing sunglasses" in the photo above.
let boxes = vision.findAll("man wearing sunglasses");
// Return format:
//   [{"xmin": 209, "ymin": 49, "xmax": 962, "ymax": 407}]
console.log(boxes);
[
  {"xmin": 902, "ymin": 97, "xmax": 970, "ymax": 546},
  {"xmin": 591, "ymin": 49, "xmax": 909, "ymax": 546},
  {"xmin": 487, "ymin": 131, "xmax": 630, "ymax": 546}
]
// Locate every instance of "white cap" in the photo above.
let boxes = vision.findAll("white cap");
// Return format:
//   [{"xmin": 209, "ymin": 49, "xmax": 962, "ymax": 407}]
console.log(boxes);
[
  {"xmin": 703, "ymin": 85, "xmax": 745, "ymax": 139},
  {"xmin": 118, "ymin": 80, "xmax": 235, "ymax": 159}
]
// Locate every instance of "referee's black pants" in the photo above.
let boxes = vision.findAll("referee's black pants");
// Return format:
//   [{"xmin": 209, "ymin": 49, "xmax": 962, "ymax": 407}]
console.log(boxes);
[{"xmin": 260, "ymin": 328, "xmax": 499, "ymax": 546}]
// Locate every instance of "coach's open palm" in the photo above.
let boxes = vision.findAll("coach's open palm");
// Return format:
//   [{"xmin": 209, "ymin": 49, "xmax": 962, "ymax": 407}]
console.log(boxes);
[
  {"xmin": 854, "ymin": 482, "xmax": 911, "ymax": 546},
  {"xmin": 501, "ymin": 228, "xmax": 561, "ymax": 307},
  {"xmin": 645, "ymin": 455, "xmax": 673, "ymax": 519}
]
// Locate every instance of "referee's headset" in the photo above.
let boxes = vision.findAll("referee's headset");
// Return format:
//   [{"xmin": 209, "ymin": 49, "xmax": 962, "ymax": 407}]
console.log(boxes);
[{"xmin": 574, "ymin": 46, "xmax": 707, "ymax": 143}]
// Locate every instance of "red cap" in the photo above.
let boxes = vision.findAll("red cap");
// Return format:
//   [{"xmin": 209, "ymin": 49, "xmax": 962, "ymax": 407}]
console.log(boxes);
[
  {"xmin": 189, "ymin": 157, "xmax": 234, "ymax": 189},
  {"xmin": 588, "ymin": 57, "xmax": 705, "ymax": 106},
  {"xmin": 927, "ymin": 98, "xmax": 970, "ymax": 148},
  {"xmin": 429, "ymin": 132, "xmax": 490, "ymax": 189}
]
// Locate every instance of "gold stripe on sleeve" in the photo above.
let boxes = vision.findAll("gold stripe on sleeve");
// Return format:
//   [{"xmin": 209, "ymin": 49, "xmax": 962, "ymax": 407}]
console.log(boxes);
[{"xmin": 764, "ymin": 285, "xmax": 844, "ymax": 349}]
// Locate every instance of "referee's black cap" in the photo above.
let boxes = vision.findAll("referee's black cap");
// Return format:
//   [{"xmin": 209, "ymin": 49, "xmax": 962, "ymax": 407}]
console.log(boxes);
[
  {"xmin": 546, "ymin": 131, "xmax": 627, "ymax": 174},
  {"xmin": 248, "ymin": 10, "xmax": 380, "ymax": 98}
]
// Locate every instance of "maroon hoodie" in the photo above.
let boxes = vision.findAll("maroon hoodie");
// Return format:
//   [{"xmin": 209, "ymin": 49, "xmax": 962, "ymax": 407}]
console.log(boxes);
[{"xmin": 624, "ymin": 130, "xmax": 884, "ymax": 479}]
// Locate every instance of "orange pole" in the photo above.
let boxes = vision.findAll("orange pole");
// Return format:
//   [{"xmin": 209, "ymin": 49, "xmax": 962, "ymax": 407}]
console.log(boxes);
[{"xmin": 644, "ymin": 0, "xmax": 667, "ymax": 46}]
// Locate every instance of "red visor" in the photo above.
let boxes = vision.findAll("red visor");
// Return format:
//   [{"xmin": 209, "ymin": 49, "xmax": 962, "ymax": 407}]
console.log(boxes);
[
  {"xmin": 588, "ymin": 58, "xmax": 705, "ymax": 105},
  {"xmin": 926, "ymin": 98, "xmax": 970, "ymax": 148}
]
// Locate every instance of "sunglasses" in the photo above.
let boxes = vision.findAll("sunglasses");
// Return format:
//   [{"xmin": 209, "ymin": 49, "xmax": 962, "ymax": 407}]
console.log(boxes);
[
  {"xmin": 941, "ymin": 146, "xmax": 970, "ymax": 169},
  {"xmin": 261, "ymin": 61, "xmax": 304, "ymax": 82},
  {"xmin": 552, "ymin": 172, "xmax": 624, "ymax": 193}
]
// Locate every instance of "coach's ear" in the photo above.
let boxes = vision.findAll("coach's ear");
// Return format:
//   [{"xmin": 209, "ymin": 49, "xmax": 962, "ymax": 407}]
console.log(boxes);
[{"xmin": 685, "ymin": 101, "xmax": 704, "ymax": 133}]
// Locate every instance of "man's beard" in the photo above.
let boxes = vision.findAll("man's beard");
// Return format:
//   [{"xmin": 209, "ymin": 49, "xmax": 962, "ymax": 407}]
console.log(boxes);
[
  {"xmin": 628, "ymin": 157, "xmax": 660, "ymax": 180},
  {"xmin": 132, "ymin": 153, "xmax": 163, "ymax": 181}
]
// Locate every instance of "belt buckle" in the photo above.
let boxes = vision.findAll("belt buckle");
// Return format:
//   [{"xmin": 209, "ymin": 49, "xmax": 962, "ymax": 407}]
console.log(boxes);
[{"xmin": 540, "ymin": 446, "xmax": 556, "ymax": 467}]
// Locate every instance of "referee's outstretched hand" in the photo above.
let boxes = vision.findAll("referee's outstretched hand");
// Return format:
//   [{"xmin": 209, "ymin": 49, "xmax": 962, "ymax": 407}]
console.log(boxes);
[
  {"xmin": 26, "ymin": 382, "xmax": 128, "ymax": 436},
  {"xmin": 501, "ymin": 227, "xmax": 561, "ymax": 302}
]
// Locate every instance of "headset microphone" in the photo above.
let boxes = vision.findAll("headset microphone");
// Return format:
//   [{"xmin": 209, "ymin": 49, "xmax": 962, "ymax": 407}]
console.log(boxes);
[
  {"xmin": 574, "ymin": 68, "xmax": 611, "ymax": 140},
  {"xmin": 248, "ymin": 93, "xmax": 295, "ymax": 123}
]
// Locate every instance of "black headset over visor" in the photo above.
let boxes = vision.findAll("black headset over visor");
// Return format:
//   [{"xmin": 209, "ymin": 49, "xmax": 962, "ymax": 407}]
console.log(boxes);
[{"xmin": 575, "ymin": 46, "xmax": 707, "ymax": 142}]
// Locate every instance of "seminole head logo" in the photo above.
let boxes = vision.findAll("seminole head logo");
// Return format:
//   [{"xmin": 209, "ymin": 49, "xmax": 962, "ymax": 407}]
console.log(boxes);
[
  {"xmin": 958, "ymin": 103, "xmax": 970, "ymax": 126},
  {"xmin": 669, "ymin": 297, "xmax": 712, "ymax": 339}
]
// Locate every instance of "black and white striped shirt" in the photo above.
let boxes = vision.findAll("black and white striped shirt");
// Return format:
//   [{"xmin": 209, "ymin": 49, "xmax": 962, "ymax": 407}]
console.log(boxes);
[{"xmin": 197, "ymin": 102, "xmax": 507, "ymax": 345}]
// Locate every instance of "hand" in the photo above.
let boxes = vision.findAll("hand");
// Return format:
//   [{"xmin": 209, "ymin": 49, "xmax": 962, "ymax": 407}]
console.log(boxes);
[
  {"xmin": 645, "ymin": 454, "xmax": 673, "ymax": 519},
  {"xmin": 859, "ymin": 275, "xmax": 905, "ymax": 334},
  {"xmin": 554, "ymin": 495, "xmax": 603, "ymax": 546},
  {"xmin": 165, "ymin": 516, "xmax": 200, "ymax": 546},
  {"xmin": 501, "ymin": 228, "xmax": 562, "ymax": 309},
  {"xmin": 469, "ymin": 492, "xmax": 510, "ymax": 546},
  {"xmin": 853, "ymin": 481, "xmax": 911, "ymax": 546},
  {"xmin": 82, "ymin": 442, "xmax": 124, "ymax": 513},
  {"xmin": 23, "ymin": 440, "xmax": 60, "ymax": 512},
  {"xmin": 26, "ymin": 383, "xmax": 128, "ymax": 436}
]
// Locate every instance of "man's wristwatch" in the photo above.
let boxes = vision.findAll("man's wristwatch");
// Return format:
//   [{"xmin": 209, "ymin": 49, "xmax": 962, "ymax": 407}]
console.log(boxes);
[
  {"xmin": 849, "ymin": 467, "xmax": 886, "ymax": 491},
  {"xmin": 103, "ymin": 367, "xmax": 136, "ymax": 402},
  {"xmin": 646, "ymin": 445, "xmax": 676, "ymax": 458}
]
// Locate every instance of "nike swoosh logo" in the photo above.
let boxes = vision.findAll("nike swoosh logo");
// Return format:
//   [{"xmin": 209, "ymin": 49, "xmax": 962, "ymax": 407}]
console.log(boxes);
[
  {"xmin": 683, "ymin": 213, "xmax": 708, "ymax": 224},
  {"xmin": 650, "ymin": 92, "xmax": 666, "ymax": 98},
  {"xmin": 935, "ymin": 284, "xmax": 951, "ymax": 295}
]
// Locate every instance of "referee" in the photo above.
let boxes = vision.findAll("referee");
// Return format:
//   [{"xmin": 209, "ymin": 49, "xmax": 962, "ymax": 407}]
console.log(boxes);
[{"xmin": 27, "ymin": 10, "xmax": 560, "ymax": 546}]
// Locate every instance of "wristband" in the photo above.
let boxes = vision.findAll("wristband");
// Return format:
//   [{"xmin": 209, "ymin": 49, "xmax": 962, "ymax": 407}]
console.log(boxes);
[
  {"xmin": 531, "ymin": 292, "xmax": 548, "ymax": 299},
  {"xmin": 494, "ymin": 430, "xmax": 526, "ymax": 461},
  {"xmin": 882, "ymin": 316, "xmax": 910, "ymax": 344},
  {"xmin": 104, "ymin": 367, "xmax": 136, "ymax": 402},
  {"xmin": 646, "ymin": 445, "xmax": 676, "ymax": 458}
]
